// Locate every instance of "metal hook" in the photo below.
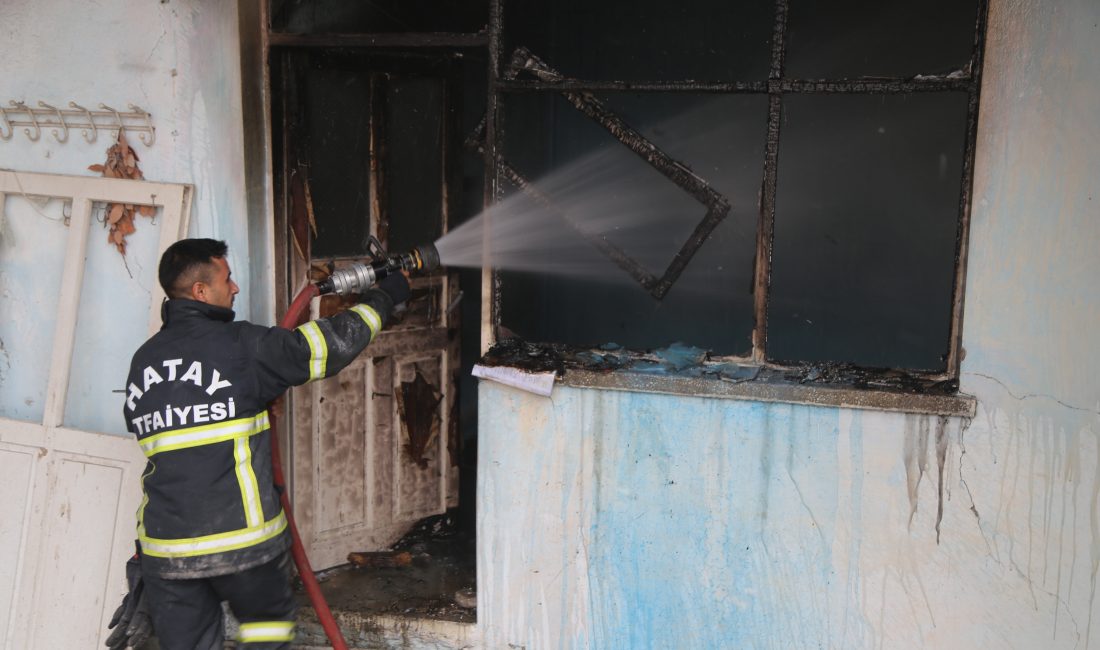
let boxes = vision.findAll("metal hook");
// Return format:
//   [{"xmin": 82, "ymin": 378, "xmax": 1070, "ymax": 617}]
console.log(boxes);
[
  {"xmin": 0, "ymin": 105, "xmax": 12, "ymax": 141},
  {"xmin": 12, "ymin": 101, "xmax": 40, "ymax": 142},
  {"xmin": 69, "ymin": 102, "xmax": 97, "ymax": 143},
  {"xmin": 128, "ymin": 103, "xmax": 155, "ymax": 146},
  {"xmin": 99, "ymin": 103, "xmax": 124, "ymax": 142},
  {"xmin": 38, "ymin": 101, "xmax": 69, "ymax": 143}
]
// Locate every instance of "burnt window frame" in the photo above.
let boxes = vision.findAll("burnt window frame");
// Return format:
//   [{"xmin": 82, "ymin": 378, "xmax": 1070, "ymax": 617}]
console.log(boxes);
[{"xmin": 481, "ymin": 0, "xmax": 990, "ymax": 391}]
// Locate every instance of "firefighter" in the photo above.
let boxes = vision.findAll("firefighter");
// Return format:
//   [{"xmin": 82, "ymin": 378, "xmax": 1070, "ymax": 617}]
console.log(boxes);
[{"xmin": 107, "ymin": 238, "xmax": 409, "ymax": 650}]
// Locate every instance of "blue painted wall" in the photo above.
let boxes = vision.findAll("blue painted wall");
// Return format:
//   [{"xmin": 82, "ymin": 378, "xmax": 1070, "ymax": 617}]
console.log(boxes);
[{"xmin": 479, "ymin": 385, "xmax": 987, "ymax": 648}]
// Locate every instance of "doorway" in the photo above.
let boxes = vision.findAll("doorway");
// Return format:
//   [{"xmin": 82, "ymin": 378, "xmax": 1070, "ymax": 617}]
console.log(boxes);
[{"xmin": 267, "ymin": 17, "xmax": 487, "ymax": 624}]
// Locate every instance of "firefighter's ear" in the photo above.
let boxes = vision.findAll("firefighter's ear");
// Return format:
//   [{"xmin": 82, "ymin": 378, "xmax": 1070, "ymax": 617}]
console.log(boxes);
[{"xmin": 190, "ymin": 280, "xmax": 208, "ymax": 303}]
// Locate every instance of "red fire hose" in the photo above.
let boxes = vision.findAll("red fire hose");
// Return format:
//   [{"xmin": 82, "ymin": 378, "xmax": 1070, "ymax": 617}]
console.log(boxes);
[{"xmin": 271, "ymin": 282, "xmax": 349, "ymax": 650}]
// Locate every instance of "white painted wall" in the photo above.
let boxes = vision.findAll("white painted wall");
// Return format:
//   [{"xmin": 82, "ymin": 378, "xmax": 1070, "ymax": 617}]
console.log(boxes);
[
  {"xmin": 477, "ymin": 0, "xmax": 1100, "ymax": 648},
  {"xmin": 958, "ymin": 0, "xmax": 1100, "ymax": 643}
]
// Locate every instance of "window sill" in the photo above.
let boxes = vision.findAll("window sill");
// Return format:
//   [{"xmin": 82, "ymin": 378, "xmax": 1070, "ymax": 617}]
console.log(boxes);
[
  {"xmin": 478, "ymin": 339, "xmax": 976, "ymax": 419},
  {"xmin": 561, "ymin": 368, "xmax": 976, "ymax": 418}
]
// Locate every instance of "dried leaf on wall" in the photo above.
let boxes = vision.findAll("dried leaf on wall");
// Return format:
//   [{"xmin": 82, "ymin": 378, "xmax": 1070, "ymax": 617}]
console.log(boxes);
[{"xmin": 88, "ymin": 130, "xmax": 153, "ymax": 255}]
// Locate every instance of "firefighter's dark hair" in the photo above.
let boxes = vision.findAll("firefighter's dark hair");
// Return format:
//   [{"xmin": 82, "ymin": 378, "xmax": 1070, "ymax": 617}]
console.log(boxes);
[{"xmin": 158, "ymin": 238, "xmax": 229, "ymax": 299}]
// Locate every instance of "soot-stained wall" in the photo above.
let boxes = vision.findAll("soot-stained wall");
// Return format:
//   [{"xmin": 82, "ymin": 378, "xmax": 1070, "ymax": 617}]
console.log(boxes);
[
  {"xmin": 494, "ymin": 0, "xmax": 980, "ymax": 370},
  {"xmin": 476, "ymin": 0, "xmax": 1100, "ymax": 647}
]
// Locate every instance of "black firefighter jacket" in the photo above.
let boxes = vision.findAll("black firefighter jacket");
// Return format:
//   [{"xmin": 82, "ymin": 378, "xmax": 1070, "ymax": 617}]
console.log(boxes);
[{"xmin": 124, "ymin": 290, "xmax": 394, "ymax": 579}]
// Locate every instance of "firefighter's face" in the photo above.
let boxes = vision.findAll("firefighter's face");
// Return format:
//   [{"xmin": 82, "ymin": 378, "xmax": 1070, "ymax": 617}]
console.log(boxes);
[{"xmin": 195, "ymin": 256, "xmax": 239, "ymax": 309}]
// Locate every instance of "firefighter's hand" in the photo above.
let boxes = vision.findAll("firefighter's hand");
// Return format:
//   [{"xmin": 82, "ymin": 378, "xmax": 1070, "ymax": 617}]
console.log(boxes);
[
  {"xmin": 376, "ymin": 271, "xmax": 410, "ymax": 306},
  {"xmin": 105, "ymin": 555, "xmax": 153, "ymax": 649}
]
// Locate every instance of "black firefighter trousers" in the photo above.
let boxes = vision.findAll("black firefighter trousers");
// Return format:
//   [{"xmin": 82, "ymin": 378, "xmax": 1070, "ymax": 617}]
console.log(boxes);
[{"xmin": 143, "ymin": 551, "xmax": 297, "ymax": 650}]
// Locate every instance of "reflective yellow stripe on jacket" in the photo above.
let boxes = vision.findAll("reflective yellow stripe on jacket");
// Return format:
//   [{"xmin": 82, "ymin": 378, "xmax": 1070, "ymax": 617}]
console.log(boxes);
[
  {"xmin": 239, "ymin": 621, "xmax": 296, "ymax": 644},
  {"xmin": 137, "ymin": 411, "xmax": 279, "ymax": 558},
  {"xmin": 296, "ymin": 321, "xmax": 328, "ymax": 380},
  {"xmin": 297, "ymin": 306, "xmax": 381, "ymax": 381},
  {"xmin": 139, "ymin": 510, "xmax": 288, "ymax": 559},
  {"xmin": 350, "ymin": 304, "xmax": 382, "ymax": 342},
  {"xmin": 139, "ymin": 411, "xmax": 271, "ymax": 457}
]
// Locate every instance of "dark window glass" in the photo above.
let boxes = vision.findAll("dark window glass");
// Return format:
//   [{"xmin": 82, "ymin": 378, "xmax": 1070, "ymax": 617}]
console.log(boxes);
[
  {"xmin": 296, "ymin": 52, "xmax": 453, "ymax": 258},
  {"xmin": 502, "ymin": 0, "xmax": 774, "ymax": 81},
  {"xmin": 768, "ymin": 93, "xmax": 970, "ymax": 371},
  {"xmin": 786, "ymin": 0, "xmax": 978, "ymax": 79},
  {"xmin": 385, "ymin": 77, "xmax": 445, "ymax": 252},
  {"xmin": 498, "ymin": 92, "xmax": 763, "ymax": 355},
  {"xmin": 271, "ymin": 0, "xmax": 488, "ymax": 34},
  {"xmin": 296, "ymin": 51, "xmax": 374, "ymax": 258}
]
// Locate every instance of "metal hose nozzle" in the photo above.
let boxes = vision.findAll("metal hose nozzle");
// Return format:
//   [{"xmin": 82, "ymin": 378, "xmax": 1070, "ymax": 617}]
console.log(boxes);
[
  {"xmin": 396, "ymin": 243, "xmax": 440, "ymax": 274},
  {"xmin": 315, "ymin": 242, "xmax": 441, "ymax": 296}
]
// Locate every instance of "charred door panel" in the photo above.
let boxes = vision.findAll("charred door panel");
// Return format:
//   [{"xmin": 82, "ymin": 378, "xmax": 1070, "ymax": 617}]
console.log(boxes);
[
  {"xmin": 393, "ymin": 354, "xmax": 447, "ymax": 521},
  {"xmin": 296, "ymin": 290, "xmax": 460, "ymax": 567}
]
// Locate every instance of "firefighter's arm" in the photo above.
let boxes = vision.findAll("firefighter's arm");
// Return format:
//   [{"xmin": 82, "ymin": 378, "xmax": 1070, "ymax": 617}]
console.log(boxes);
[{"xmin": 253, "ymin": 273, "xmax": 410, "ymax": 396}]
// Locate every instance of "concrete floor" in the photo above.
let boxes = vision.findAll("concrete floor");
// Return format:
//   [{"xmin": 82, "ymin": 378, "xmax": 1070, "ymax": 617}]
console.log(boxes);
[{"xmin": 292, "ymin": 512, "xmax": 478, "ymax": 649}]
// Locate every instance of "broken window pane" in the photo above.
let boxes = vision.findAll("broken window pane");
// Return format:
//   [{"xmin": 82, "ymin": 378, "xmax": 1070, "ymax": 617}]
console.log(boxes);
[
  {"xmin": 786, "ymin": 0, "xmax": 979, "ymax": 79},
  {"xmin": 486, "ymin": 0, "xmax": 985, "ymax": 379},
  {"xmin": 497, "ymin": 92, "xmax": 761, "ymax": 355},
  {"xmin": 502, "ymin": 0, "xmax": 774, "ymax": 81},
  {"xmin": 768, "ymin": 93, "xmax": 969, "ymax": 371}
]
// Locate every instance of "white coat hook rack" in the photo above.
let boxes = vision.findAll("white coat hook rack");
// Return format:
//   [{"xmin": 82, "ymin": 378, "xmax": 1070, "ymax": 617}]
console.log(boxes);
[{"xmin": 0, "ymin": 100, "xmax": 156, "ymax": 146}]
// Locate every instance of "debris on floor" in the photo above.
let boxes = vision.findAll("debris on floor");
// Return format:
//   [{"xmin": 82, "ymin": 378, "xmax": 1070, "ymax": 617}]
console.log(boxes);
[
  {"xmin": 346, "ymin": 550, "xmax": 419, "ymax": 569},
  {"xmin": 295, "ymin": 511, "xmax": 476, "ymax": 625}
]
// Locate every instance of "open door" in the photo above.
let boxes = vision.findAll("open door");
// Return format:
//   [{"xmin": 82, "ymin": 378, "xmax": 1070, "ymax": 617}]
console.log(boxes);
[{"xmin": 274, "ymin": 49, "xmax": 462, "ymax": 568}]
